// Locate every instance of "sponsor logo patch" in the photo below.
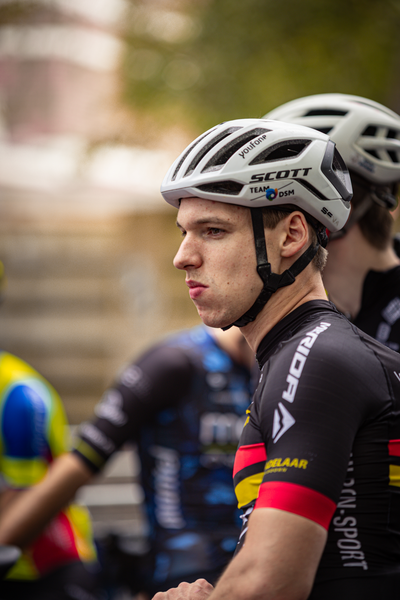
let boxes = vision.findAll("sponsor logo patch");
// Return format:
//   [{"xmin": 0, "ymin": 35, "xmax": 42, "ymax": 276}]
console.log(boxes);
[
  {"xmin": 272, "ymin": 402, "xmax": 295, "ymax": 443},
  {"xmin": 264, "ymin": 456, "xmax": 308, "ymax": 473}
]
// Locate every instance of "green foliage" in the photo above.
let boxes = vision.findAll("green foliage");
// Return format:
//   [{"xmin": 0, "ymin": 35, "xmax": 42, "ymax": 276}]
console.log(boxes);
[{"xmin": 122, "ymin": 0, "xmax": 400, "ymax": 133}]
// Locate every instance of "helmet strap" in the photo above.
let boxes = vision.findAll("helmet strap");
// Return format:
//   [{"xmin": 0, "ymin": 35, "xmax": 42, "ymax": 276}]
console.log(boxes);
[{"xmin": 222, "ymin": 207, "xmax": 319, "ymax": 329}]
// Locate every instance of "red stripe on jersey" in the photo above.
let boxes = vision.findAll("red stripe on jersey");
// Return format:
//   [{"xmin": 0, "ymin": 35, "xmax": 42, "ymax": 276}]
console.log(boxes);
[
  {"xmin": 389, "ymin": 439, "xmax": 400, "ymax": 457},
  {"xmin": 255, "ymin": 481, "xmax": 336, "ymax": 530},
  {"xmin": 31, "ymin": 511, "xmax": 80, "ymax": 575},
  {"xmin": 233, "ymin": 443, "xmax": 267, "ymax": 478}
]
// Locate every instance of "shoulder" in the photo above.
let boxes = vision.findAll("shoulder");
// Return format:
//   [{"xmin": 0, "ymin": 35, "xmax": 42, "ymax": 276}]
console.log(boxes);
[
  {"xmin": 0, "ymin": 351, "xmax": 39, "ymax": 382},
  {"xmin": 110, "ymin": 336, "xmax": 200, "ymax": 409},
  {"xmin": 0, "ymin": 351, "xmax": 60, "ymax": 411},
  {"xmin": 0, "ymin": 352, "xmax": 68, "ymax": 450},
  {"xmin": 120, "ymin": 342, "xmax": 196, "ymax": 387},
  {"xmin": 284, "ymin": 312, "xmax": 376, "ymax": 361},
  {"xmin": 263, "ymin": 312, "xmax": 386, "ymax": 399},
  {"xmin": 118, "ymin": 327, "xmax": 214, "ymax": 386},
  {"xmin": 270, "ymin": 313, "xmax": 352, "ymax": 367}
]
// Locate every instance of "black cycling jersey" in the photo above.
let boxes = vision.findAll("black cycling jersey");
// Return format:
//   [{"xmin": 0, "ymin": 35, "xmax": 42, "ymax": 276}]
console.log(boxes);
[
  {"xmin": 233, "ymin": 300, "xmax": 400, "ymax": 598},
  {"xmin": 352, "ymin": 266, "xmax": 400, "ymax": 352},
  {"xmin": 73, "ymin": 326, "xmax": 254, "ymax": 593}
]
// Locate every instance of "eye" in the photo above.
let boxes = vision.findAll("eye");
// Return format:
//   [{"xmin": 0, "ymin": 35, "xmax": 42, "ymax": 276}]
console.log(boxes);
[{"xmin": 208, "ymin": 227, "xmax": 223, "ymax": 236}]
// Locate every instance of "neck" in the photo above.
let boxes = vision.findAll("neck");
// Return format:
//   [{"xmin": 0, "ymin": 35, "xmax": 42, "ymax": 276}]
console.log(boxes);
[
  {"xmin": 210, "ymin": 326, "xmax": 255, "ymax": 370},
  {"xmin": 323, "ymin": 224, "xmax": 400, "ymax": 319},
  {"xmin": 242, "ymin": 268, "xmax": 327, "ymax": 352}
]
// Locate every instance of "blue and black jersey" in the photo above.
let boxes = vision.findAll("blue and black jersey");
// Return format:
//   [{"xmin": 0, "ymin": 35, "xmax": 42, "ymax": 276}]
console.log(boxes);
[{"xmin": 73, "ymin": 325, "xmax": 254, "ymax": 591}]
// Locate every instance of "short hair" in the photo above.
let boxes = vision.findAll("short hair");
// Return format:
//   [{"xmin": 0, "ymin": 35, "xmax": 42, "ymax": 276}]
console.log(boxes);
[
  {"xmin": 350, "ymin": 176, "xmax": 398, "ymax": 250},
  {"xmin": 262, "ymin": 208, "xmax": 327, "ymax": 273}
]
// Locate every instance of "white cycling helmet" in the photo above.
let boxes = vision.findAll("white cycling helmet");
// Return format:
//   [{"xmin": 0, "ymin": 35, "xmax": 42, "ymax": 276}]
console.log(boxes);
[
  {"xmin": 162, "ymin": 118, "xmax": 351, "ymax": 233},
  {"xmin": 264, "ymin": 94, "xmax": 400, "ymax": 239},
  {"xmin": 161, "ymin": 118, "xmax": 352, "ymax": 328},
  {"xmin": 264, "ymin": 93, "xmax": 400, "ymax": 188}
]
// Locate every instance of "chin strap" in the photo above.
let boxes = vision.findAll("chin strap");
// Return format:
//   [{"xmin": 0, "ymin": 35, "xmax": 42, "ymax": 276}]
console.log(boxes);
[{"xmin": 223, "ymin": 207, "xmax": 320, "ymax": 330}]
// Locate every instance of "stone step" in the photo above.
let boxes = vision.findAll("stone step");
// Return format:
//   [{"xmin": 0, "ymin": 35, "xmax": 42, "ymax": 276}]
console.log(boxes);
[
  {"xmin": 4, "ymin": 277, "xmax": 120, "ymax": 300},
  {"xmin": 0, "ymin": 315, "xmax": 128, "ymax": 347}
]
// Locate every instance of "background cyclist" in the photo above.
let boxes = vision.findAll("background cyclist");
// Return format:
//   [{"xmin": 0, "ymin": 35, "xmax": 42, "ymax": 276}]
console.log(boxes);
[
  {"xmin": 0, "ymin": 262, "xmax": 103, "ymax": 600},
  {"xmin": 265, "ymin": 94, "xmax": 400, "ymax": 350}
]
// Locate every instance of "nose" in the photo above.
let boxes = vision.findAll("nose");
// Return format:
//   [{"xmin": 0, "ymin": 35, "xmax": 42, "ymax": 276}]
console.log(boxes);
[{"xmin": 173, "ymin": 234, "xmax": 202, "ymax": 271}]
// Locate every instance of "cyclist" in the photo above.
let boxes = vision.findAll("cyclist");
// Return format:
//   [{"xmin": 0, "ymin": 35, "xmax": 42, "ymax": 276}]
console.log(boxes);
[
  {"xmin": 151, "ymin": 118, "xmax": 400, "ymax": 600},
  {"xmin": 0, "ymin": 320, "xmax": 255, "ymax": 597},
  {"xmin": 75, "ymin": 324, "xmax": 255, "ymax": 596},
  {"xmin": 264, "ymin": 94, "xmax": 400, "ymax": 350},
  {"xmin": 0, "ymin": 339, "xmax": 102, "ymax": 597}
]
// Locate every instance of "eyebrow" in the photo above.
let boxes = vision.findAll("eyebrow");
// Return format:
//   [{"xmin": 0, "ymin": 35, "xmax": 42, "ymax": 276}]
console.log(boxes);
[{"xmin": 176, "ymin": 216, "xmax": 230, "ymax": 229}]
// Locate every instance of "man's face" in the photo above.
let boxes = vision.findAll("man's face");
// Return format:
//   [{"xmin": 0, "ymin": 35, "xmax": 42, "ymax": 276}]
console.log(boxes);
[{"xmin": 173, "ymin": 197, "xmax": 263, "ymax": 329}]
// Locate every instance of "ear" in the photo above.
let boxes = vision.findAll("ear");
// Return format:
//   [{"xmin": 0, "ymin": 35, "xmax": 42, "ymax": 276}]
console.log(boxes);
[{"xmin": 280, "ymin": 212, "xmax": 310, "ymax": 258}]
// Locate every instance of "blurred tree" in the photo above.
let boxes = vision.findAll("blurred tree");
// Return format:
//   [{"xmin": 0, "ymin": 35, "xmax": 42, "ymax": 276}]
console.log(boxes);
[
  {"xmin": 0, "ymin": 1, "xmax": 45, "ymax": 24},
  {"xmin": 122, "ymin": 0, "xmax": 400, "ymax": 133}
]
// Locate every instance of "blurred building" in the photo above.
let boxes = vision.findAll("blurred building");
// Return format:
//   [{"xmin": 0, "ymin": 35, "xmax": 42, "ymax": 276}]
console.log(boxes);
[{"xmin": 0, "ymin": 0, "xmax": 199, "ymax": 423}]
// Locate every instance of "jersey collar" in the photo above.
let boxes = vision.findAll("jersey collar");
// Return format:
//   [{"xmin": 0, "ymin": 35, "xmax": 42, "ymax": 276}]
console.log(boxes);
[{"xmin": 256, "ymin": 299, "xmax": 338, "ymax": 368}]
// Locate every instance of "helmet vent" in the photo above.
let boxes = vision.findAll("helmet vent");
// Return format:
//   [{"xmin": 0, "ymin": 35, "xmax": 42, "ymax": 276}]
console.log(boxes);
[
  {"xmin": 362, "ymin": 125, "xmax": 378, "ymax": 137},
  {"xmin": 196, "ymin": 181, "xmax": 244, "ymax": 195},
  {"xmin": 183, "ymin": 126, "xmax": 243, "ymax": 178},
  {"xmin": 365, "ymin": 149, "xmax": 380, "ymax": 160},
  {"xmin": 361, "ymin": 124, "xmax": 400, "ymax": 164},
  {"xmin": 171, "ymin": 128, "xmax": 218, "ymax": 181},
  {"xmin": 296, "ymin": 178, "xmax": 327, "ymax": 200},
  {"xmin": 304, "ymin": 108, "xmax": 348, "ymax": 117},
  {"xmin": 249, "ymin": 139, "xmax": 310, "ymax": 165},
  {"xmin": 201, "ymin": 128, "xmax": 271, "ymax": 174},
  {"xmin": 388, "ymin": 150, "xmax": 399, "ymax": 164}
]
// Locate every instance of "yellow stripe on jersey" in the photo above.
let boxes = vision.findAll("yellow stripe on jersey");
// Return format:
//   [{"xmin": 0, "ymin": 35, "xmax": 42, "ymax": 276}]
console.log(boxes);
[
  {"xmin": 2, "ymin": 456, "xmax": 48, "ymax": 487},
  {"xmin": 67, "ymin": 505, "xmax": 97, "ymax": 562},
  {"xmin": 389, "ymin": 464, "xmax": 400, "ymax": 487},
  {"xmin": 73, "ymin": 438, "xmax": 106, "ymax": 470},
  {"xmin": 235, "ymin": 471, "xmax": 265, "ymax": 509},
  {"xmin": 6, "ymin": 551, "xmax": 39, "ymax": 580}
]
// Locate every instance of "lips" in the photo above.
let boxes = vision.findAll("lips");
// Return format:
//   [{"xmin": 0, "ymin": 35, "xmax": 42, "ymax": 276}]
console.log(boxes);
[{"xmin": 186, "ymin": 280, "xmax": 207, "ymax": 300}]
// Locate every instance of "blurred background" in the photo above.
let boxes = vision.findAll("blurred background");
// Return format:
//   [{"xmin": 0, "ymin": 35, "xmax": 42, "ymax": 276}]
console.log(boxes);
[{"xmin": 1, "ymin": 0, "xmax": 400, "ymax": 424}]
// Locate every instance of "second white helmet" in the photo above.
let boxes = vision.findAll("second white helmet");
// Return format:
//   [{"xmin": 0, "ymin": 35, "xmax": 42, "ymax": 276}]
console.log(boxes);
[{"xmin": 264, "ymin": 93, "xmax": 400, "ymax": 186}]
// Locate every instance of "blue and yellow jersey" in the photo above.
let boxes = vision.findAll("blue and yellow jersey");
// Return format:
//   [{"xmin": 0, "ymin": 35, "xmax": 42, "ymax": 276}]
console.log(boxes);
[{"xmin": 0, "ymin": 351, "xmax": 97, "ymax": 580}]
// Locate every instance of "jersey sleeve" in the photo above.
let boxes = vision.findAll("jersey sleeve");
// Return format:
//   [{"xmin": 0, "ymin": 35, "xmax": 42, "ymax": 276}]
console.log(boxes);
[{"xmin": 73, "ymin": 343, "xmax": 196, "ymax": 472}]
